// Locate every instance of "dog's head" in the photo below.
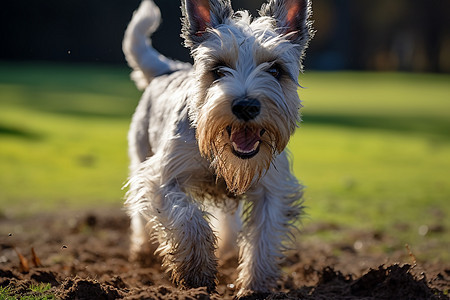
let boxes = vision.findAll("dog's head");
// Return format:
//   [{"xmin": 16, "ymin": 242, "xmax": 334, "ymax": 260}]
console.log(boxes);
[{"xmin": 182, "ymin": 0, "xmax": 313, "ymax": 194}]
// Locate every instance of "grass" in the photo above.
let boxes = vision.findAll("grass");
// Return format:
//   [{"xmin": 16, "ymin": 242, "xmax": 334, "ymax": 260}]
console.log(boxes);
[
  {"xmin": 291, "ymin": 72, "xmax": 450, "ymax": 261},
  {"xmin": 0, "ymin": 283, "xmax": 54, "ymax": 300},
  {"xmin": 0, "ymin": 62, "xmax": 449, "ymax": 262},
  {"xmin": 0, "ymin": 62, "xmax": 140, "ymax": 211},
  {"xmin": 292, "ymin": 72, "xmax": 450, "ymax": 225}
]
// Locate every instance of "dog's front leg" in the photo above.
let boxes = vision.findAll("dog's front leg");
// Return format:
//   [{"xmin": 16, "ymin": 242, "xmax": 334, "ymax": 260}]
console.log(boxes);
[
  {"xmin": 154, "ymin": 182, "xmax": 218, "ymax": 291},
  {"xmin": 236, "ymin": 155, "xmax": 303, "ymax": 297}
]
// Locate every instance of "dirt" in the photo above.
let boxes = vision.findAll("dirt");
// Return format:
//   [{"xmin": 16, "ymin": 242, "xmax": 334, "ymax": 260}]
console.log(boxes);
[{"xmin": 0, "ymin": 209, "xmax": 448, "ymax": 299}]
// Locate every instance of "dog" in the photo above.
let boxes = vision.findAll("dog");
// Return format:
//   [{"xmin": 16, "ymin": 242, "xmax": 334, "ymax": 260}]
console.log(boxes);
[{"xmin": 123, "ymin": 0, "xmax": 313, "ymax": 296}]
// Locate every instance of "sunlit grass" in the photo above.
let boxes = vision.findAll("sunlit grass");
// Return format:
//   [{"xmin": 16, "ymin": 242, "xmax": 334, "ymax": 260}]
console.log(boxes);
[
  {"xmin": 289, "ymin": 71, "xmax": 450, "ymax": 261},
  {"xmin": 0, "ymin": 62, "xmax": 140, "ymax": 212},
  {"xmin": 290, "ymin": 71, "xmax": 450, "ymax": 228}
]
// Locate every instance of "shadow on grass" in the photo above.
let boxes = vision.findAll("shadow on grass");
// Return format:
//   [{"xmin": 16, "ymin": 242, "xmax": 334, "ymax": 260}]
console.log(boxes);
[
  {"xmin": 3, "ymin": 86, "xmax": 137, "ymax": 120},
  {"xmin": 27, "ymin": 106, "xmax": 132, "ymax": 120},
  {"xmin": 303, "ymin": 114, "xmax": 450, "ymax": 139},
  {"xmin": 0, "ymin": 124, "xmax": 43, "ymax": 140}
]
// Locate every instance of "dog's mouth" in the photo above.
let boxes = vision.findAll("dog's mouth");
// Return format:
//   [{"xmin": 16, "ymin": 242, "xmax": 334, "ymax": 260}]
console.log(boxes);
[{"xmin": 226, "ymin": 126, "xmax": 265, "ymax": 159}]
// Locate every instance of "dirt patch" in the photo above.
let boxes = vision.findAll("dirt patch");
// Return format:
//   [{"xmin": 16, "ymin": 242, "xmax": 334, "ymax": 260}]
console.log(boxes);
[{"xmin": 0, "ymin": 210, "xmax": 448, "ymax": 299}]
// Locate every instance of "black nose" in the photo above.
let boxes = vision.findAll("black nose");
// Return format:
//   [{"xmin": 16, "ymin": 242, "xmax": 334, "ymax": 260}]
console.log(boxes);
[{"xmin": 231, "ymin": 98, "xmax": 261, "ymax": 121}]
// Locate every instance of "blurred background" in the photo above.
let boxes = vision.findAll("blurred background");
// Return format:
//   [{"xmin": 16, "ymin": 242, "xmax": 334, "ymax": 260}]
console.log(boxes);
[
  {"xmin": 1, "ymin": 0, "xmax": 450, "ymax": 72},
  {"xmin": 0, "ymin": 0, "xmax": 449, "ymax": 263}
]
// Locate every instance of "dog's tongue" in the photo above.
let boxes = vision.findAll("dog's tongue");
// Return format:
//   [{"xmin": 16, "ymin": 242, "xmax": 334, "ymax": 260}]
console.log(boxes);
[{"xmin": 230, "ymin": 128, "xmax": 261, "ymax": 153}]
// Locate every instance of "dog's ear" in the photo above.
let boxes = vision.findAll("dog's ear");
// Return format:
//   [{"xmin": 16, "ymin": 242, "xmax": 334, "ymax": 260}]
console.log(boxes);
[
  {"xmin": 181, "ymin": 0, "xmax": 233, "ymax": 47},
  {"xmin": 259, "ymin": 0, "xmax": 313, "ymax": 46}
]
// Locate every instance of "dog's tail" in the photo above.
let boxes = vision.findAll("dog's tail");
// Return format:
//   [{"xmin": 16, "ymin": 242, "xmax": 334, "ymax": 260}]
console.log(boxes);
[{"xmin": 123, "ymin": 0, "xmax": 190, "ymax": 90}]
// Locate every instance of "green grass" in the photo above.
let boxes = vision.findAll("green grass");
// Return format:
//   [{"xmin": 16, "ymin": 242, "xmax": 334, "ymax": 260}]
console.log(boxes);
[
  {"xmin": 0, "ymin": 62, "xmax": 449, "ymax": 262},
  {"xmin": 292, "ymin": 72, "xmax": 450, "ymax": 224},
  {"xmin": 290, "ymin": 71, "xmax": 450, "ymax": 261},
  {"xmin": 0, "ymin": 283, "xmax": 54, "ymax": 300},
  {"xmin": 0, "ymin": 62, "xmax": 140, "ymax": 211},
  {"xmin": 0, "ymin": 286, "xmax": 13, "ymax": 300}
]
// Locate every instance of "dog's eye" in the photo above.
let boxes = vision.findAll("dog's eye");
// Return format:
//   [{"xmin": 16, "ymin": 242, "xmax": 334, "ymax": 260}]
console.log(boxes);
[
  {"xmin": 213, "ymin": 68, "xmax": 226, "ymax": 80},
  {"xmin": 267, "ymin": 66, "xmax": 281, "ymax": 79}
]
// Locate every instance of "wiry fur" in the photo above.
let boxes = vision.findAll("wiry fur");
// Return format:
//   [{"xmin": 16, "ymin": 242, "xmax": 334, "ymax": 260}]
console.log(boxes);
[{"xmin": 123, "ymin": 0, "xmax": 312, "ymax": 296}]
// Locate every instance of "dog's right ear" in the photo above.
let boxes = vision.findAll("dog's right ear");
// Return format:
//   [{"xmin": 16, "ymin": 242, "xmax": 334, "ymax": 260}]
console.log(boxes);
[{"xmin": 181, "ymin": 0, "xmax": 233, "ymax": 47}]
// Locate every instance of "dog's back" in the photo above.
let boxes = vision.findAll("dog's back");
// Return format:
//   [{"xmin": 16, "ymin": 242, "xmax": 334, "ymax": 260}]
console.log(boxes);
[{"xmin": 124, "ymin": 0, "xmax": 195, "ymax": 171}]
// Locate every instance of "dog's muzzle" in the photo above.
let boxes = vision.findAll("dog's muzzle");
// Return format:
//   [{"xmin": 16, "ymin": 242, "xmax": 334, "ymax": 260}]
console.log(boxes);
[
  {"xmin": 226, "ymin": 125, "xmax": 265, "ymax": 159},
  {"xmin": 228, "ymin": 98, "xmax": 264, "ymax": 159}
]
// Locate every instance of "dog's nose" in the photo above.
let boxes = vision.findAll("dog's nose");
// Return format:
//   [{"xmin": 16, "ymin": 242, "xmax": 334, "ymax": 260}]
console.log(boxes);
[{"xmin": 232, "ymin": 98, "xmax": 261, "ymax": 121}]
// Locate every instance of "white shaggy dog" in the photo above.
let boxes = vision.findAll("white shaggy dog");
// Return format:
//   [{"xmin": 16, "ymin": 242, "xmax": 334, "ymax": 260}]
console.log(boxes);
[{"xmin": 123, "ymin": 0, "xmax": 313, "ymax": 296}]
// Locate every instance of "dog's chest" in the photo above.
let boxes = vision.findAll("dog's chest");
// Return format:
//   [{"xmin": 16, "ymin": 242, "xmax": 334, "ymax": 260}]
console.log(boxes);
[{"xmin": 186, "ymin": 173, "xmax": 238, "ymax": 203}]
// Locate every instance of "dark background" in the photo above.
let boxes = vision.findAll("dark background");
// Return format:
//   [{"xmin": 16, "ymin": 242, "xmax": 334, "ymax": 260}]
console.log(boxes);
[{"xmin": 1, "ymin": 0, "xmax": 449, "ymax": 72}]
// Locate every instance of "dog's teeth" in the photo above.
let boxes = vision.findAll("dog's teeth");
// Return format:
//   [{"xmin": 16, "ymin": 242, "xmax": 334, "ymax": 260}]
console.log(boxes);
[
  {"xmin": 252, "ymin": 141, "xmax": 260, "ymax": 151},
  {"xmin": 232, "ymin": 141, "xmax": 260, "ymax": 154}
]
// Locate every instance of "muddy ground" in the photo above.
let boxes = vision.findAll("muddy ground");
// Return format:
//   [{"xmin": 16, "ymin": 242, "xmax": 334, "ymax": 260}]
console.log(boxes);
[{"xmin": 0, "ymin": 209, "xmax": 448, "ymax": 299}]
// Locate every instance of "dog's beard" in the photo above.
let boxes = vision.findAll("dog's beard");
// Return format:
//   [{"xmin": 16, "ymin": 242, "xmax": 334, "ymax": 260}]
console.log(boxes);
[{"xmin": 196, "ymin": 98, "xmax": 292, "ymax": 195}]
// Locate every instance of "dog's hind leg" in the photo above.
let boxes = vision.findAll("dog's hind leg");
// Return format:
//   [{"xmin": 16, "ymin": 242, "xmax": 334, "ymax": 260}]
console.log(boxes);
[
  {"xmin": 126, "ymin": 163, "xmax": 159, "ymax": 264},
  {"xmin": 128, "ymin": 212, "xmax": 158, "ymax": 264},
  {"xmin": 126, "ymin": 90, "xmax": 155, "ymax": 263},
  {"xmin": 208, "ymin": 202, "xmax": 242, "ymax": 262}
]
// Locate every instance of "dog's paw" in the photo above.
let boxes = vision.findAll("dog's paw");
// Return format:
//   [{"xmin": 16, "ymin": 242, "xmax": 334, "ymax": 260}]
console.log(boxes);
[
  {"xmin": 129, "ymin": 243, "xmax": 159, "ymax": 266},
  {"xmin": 235, "ymin": 289, "xmax": 271, "ymax": 300},
  {"xmin": 177, "ymin": 275, "xmax": 217, "ymax": 293}
]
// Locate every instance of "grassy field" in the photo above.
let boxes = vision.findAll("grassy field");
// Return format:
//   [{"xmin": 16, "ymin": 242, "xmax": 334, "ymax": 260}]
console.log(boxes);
[
  {"xmin": 0, "ymin": 62, "xmax": 449, "ymax": 261},
  {"xmin": 290, "ymin": 72, "xmax": 450, "ymax": 261}
]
